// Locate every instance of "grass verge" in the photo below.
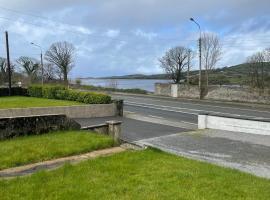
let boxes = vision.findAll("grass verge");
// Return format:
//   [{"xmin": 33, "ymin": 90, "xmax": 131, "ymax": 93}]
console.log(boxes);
[
  {"xmin": 0, "ymin": 130, "xmax": 114, "ymax": 170},
  {"xmin": 0, "ymin": 96, "xmax": 83, "ymax": 109},
  {"xmin": 0, "ymin": 149, "xmax": 269, "ymax": 199}
]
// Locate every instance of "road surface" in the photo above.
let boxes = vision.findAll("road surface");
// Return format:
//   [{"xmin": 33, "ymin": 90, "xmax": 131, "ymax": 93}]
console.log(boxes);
[
  {"xmin": 113, "ymin": 93, "xmax": 270, "ymax": 123},
  {"xmin": 77, "ymin": 93, "xmax": 270, "ymax": 142}
]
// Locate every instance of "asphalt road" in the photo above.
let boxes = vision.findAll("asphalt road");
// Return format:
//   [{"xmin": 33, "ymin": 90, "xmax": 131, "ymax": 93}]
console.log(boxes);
[
  {"xmin": 76, "ymin": 93, "xmax": 270, "ymax": 142},
  {"xmin": 113, "ymin": 94, "xmax": 270, "ymax": 122}
]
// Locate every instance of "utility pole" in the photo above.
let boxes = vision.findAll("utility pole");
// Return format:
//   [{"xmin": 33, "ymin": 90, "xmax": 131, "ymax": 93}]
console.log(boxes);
[
  {"xmin": 190, "ymin": 18, "xmax": 202, "ymax": 99},
  {"xmin": 31, "ymin": 42, "xmax": 44, "ymax": 85},
  {"xmin": 40, "ymin": 51, "xmax": 44, "ymax": 85},
  {"xmin": 199, "ymin": 37, "xmax": 202, "ymax": 99},
  {"xmin": 5, "ymin": 31, "xmax": 12, "ymax": 96},
  {"xmin": 187, "ymin": 49, "xmax": 191, "ymax": 87}
]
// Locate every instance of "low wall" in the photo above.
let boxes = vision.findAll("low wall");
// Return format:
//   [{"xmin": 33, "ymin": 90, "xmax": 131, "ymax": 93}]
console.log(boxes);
[
  {"xmin": 198, "ymin": 113, "xmax": 270, "ymax": 135},
  {"xmin": 0, "ymin": 114, "xmax": 81, "ymax": 139},
  {"xmin": 81, "ymin": 120, "xmax": 122, "ymax": 143},
  {"xmin": 155, "ymin": 83, "xmax": 171, "ymax": 96},
  {"xmin": 0, "ymin": 100, "xmax": 123, "ymax": 118}
]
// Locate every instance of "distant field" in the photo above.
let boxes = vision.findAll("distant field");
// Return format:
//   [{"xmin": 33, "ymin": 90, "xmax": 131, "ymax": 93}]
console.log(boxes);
[{"xmin": 0, "ymin": 96, "xmax": 83, "ymax": 109}]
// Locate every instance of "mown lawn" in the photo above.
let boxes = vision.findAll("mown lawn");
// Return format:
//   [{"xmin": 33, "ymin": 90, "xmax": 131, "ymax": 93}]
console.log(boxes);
[
  {"xmin": 0, "ymin": 96, "xmax": 83, "ymax": 109},
  {"xmin": 0, "ymin": 130, "xmax": 114, "ymax": 170},
  {"xmin": 0, "ymin": 149, "xmax": 269, "ymax": 200}
]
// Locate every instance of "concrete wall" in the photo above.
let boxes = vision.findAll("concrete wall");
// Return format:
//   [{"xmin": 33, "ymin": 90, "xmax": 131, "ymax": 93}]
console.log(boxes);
[
  {"xmin": 0, "ymin": 101, "xmax": 123, "ymax": 118},
  {"xmin": 81, "ymin": 121, "xmax": 122, "ymax": 143},
  {"xmin": 0, "ymin": 114, "xmax": 81, "ymax": 139},
  {"xmin": 198, "ymin": 113, "xmax": 270, "ymax": 135},
  {"xmin": 155, "ymin": 83, "xmax": 171, "ymax": 96}
]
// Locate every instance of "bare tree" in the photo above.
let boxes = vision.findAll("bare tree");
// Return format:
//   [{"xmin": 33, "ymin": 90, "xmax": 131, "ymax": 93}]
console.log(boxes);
[
  {"xmin": 247, "ymin": 51, "xmax": 267, "ymax": 90},
  {"xmin": 16, "ymin": 56, "xmax": 39, "ymax": 83},
  {"xmin": 0, "ymin": 57, "xmax": 14, "ymax": 85},
  {"xmin": 186, "ymin": 49, "xmax": 195, "ymax": 86},
  {"xmin": 45, "ymin": 41, "xmax": 75, "ymax": 85},
  {"xmin": 201, "ymin": 32, "xmax": 222, "ymax": 92},
  {"xmin": 159, "ymin": 46, "xmax": 190, "ymax": 84},
  {"xmin": 43, "ymin": 63, "xmax": 57, "ymax": 81}
]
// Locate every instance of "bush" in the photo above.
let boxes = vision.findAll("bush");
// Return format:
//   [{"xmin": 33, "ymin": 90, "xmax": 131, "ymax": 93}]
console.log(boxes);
[
  {"xmin": 54, "ymin": 90, "xmax": 111, "ymax": 104},
  {"xmin": 77, "ymin": 84, "xmax": 148, "ymax": 94},
  {"xmin": 0, "ymin": 87, "xmax": 28, "ymax": 97},
  {"xmin": 27, "ymin": 85, "xmax": 112, "ymax": 104},
  {"xmin": 42, "ymin": 85, "xmax": 66, "ymax": 99},
  {"xmin": 27, "ymin": 85, "xmax": 43, "ymax": 97}
]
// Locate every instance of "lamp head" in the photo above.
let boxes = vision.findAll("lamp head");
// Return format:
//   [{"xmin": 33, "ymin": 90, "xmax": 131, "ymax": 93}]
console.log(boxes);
[{"xmin": 190, "ymin": 18, "xmax": 194, "ymax": 21}]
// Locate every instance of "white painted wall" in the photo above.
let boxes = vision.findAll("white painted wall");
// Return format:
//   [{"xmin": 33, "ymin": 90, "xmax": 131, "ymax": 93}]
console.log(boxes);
[
  {"xmin": 198, "ymin": 114, "xmax": 270, "ymax": 135},
  {"xmin": 171, "ymin": 84, "xmax": 179, "ymax": 98}
]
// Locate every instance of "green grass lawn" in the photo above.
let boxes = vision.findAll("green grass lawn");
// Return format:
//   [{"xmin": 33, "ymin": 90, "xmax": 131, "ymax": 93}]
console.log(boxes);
[
  {"xmin": 0, "ymin": 149, "xmax": 269, "ymax": 200},
  {"xmin": 0, "ymin": 131, "xmax": 114, "ymax": 170},
  {"xmin": 0, "ymin": 96, "xmax": 83, "ymax": 109}
]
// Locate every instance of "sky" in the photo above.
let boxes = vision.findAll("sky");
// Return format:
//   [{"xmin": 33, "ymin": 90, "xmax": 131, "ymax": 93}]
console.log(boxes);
[{"xmin": 0, "ymin": 0, "xmax": 269, "ymax": 78}]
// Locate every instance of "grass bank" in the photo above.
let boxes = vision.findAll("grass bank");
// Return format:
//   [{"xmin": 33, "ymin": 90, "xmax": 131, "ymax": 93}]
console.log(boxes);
[
  {"xmin": 0, "ymin": 96, "xmax": 83, "ymax": 109},
  {"xmin": 0, "ymin": 149, "xmax": 269, "ymax": 199},
  {"xmin": 0, "ymin": 130, "xmax": 114, "ymax": 170}
]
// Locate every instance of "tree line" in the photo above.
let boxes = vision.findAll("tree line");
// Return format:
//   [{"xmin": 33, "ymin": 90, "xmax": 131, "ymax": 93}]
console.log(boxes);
[{"xmin": 0, "ymin": 41, "xmax": 75, "ymax": 86}]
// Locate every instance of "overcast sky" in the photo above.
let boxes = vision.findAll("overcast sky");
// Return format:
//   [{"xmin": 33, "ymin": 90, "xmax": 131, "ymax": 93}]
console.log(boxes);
[{"xmin": 0, "ymin": 0, "xmax": 269, "ymax": 78}]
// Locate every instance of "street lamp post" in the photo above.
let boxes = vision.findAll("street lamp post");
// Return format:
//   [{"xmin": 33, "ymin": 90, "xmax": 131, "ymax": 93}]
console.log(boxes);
[
  {"xmin": 30, "ymin": 42, "xmax": 44, "ymax": 85},
  {"xmin": 190, "ymin": 17, "xmax": 202, "ymax": 99}
]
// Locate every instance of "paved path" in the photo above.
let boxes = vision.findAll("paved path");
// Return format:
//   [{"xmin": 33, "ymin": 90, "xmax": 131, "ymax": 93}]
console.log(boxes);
[{"xmin": 136, "ymin": 129, "xmax": 270, "ymax": 179}]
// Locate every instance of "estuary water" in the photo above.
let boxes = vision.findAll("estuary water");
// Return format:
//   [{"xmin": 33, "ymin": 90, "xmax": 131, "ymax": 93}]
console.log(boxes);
[{"xmin": 81, "ymin": 79, "xmax": 170, "ymax": 92}]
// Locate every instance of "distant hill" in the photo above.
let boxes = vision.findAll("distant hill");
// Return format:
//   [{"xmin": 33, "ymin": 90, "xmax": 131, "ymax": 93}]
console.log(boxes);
[
  {"xmin": 81, "ymin": 62, "xmax": 270, "ymax": 84},
  {"xmin": 97, "ymin": 73, "xmax": 170, "ymax": 79}
]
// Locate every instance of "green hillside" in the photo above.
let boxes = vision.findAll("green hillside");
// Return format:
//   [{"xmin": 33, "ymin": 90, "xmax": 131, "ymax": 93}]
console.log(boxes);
[{"xmin": 93, "ymin": 62, "xmax": 270, "ymax": 85}]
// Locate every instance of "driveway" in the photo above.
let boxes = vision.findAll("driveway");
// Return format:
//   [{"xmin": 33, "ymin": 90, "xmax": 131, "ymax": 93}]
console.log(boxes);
[{"xmin": 136, "ymin": 129, "xmax": 270, "ymax": 179}]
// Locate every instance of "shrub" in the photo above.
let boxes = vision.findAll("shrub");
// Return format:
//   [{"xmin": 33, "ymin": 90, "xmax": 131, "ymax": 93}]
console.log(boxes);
[
  {"xmin": 77, "ymin": 84, "xmax": 148, "ymax": 94},
  {"xmin": 27, "ymin": 85, "xmax": 112, "ymax": 104},
  {"xmin": 27, "ymin": 85, "xmax": 43, "ymax": 97},
  {"xmin": 42, "ymin": 85, "xmax": 66, "ymax": 99}
]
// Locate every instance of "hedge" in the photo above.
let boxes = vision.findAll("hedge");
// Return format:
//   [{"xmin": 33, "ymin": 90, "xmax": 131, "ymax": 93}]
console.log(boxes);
[
  {"xmin": 0, "ymin": 87, "xmax": 28, "ymax": 97},
  {"xmin": 76, "ymin": 84, "xmax": 148, "ymax": 94},
  {"xmin": 27, "ymin": 85, "xmax": 111, "ymax": 104}
]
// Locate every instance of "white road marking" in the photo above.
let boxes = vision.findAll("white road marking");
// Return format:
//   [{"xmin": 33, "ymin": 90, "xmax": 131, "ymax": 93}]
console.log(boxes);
[
  {"xmin": 148, "ymin": 115, "xmax": 164, "ymax": 119},
  {"xmin": 115, "ymin": 95, "xmax": 270, "ymax": 114},
  {"xmin": 126, "ymin": 102, "xmax": 198, "ymax": 115},
  {"xmin": 126, "ymin": 101, "xmax": 265, "ymax": 119}
]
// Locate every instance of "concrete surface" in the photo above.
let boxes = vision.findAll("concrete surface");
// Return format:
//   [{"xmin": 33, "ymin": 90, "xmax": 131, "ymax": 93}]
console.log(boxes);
[{"xmin": 136, "ymin": 129, "xmax": 270, "ymax": 179}]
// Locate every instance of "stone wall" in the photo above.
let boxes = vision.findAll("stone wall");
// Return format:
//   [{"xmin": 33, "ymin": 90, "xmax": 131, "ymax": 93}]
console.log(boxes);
[
  {"xmin": 155, "ymin": 83, "xmax": 270, "ymax": 104},
  {"xmin": 0, "ymin": 100, "xmax": 123, "ymax": 118},
  {"xmin": 154, "ymin": 83, "xmax": 171, "ymax": 96},
  {"xmin": 0, "ymin": 114, "xmax": 81, "ymax": 140}
]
